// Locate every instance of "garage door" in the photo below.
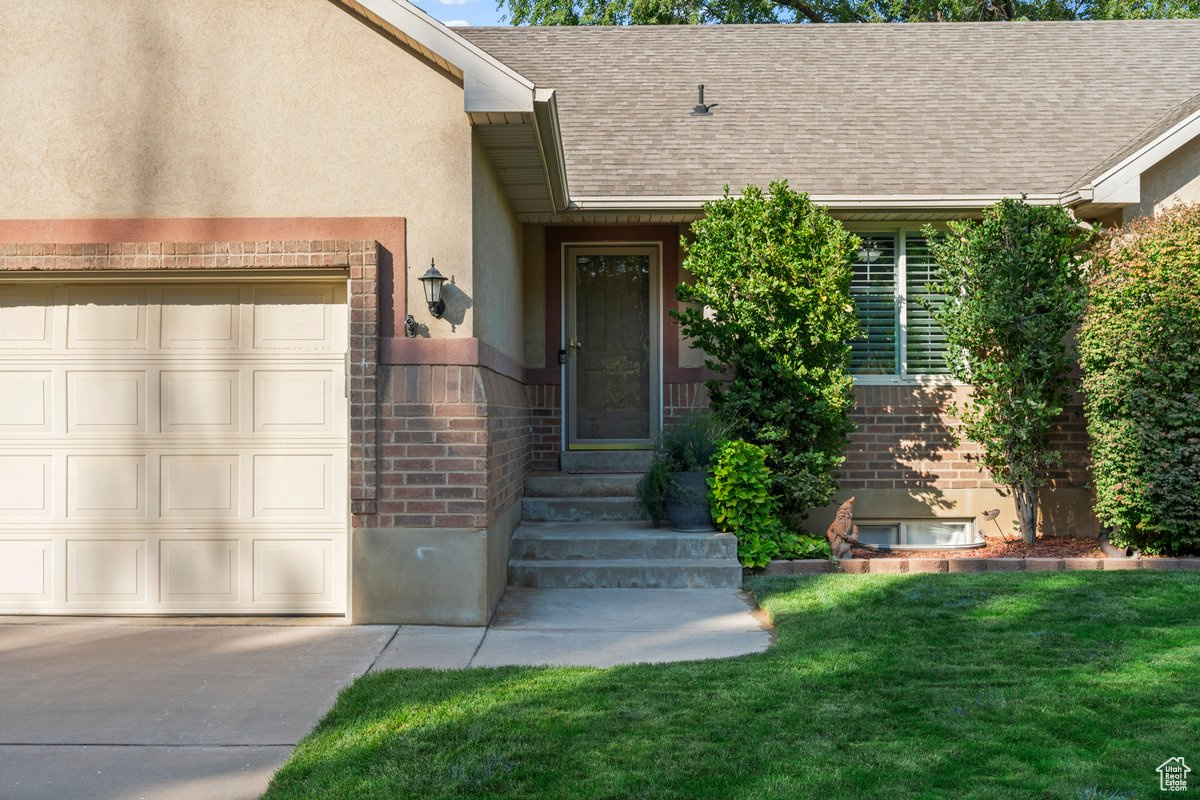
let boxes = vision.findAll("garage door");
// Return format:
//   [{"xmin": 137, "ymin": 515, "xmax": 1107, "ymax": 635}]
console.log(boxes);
[{"xmin": 0, "ymin": 280, "xmax": 348, "ymax": 614}]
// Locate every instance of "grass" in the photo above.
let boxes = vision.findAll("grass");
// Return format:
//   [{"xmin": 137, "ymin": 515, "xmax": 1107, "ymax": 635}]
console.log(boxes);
[{"xmin": 263, "ymin": 572, "xmax": 1200, "ymax": 799}]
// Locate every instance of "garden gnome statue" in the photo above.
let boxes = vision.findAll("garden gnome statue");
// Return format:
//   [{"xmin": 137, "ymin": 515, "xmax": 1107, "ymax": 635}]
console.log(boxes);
[{"xmin": 826, "ymin": 497, "xmax": 859, "ymax": 560}]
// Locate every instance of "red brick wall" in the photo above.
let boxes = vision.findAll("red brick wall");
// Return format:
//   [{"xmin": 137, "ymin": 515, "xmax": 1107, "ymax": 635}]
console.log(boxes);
[
  {"xmin": 840, "ymin": 383, "xmax": 1091, "ymax": 492},
  {"xmin": 482, "ymin": 371, "xmax": 533, "ymax": 522},
  {"xmin": 346, "ymin": 242, "xmax": 381, "ymax": 520},
  {"xmin": 359, "ymin": 364, "xmax": 532, "ymax": 531},
  {"xmin": 529, "ymin": 383, "xmax": 561, "ymax": 472},
  {"xmin": 0, "ymin": 240, "xmax": 364, "ymax": 270},
  {"xmin": 525, "ymin": 379, "xmax": 710, "ymax": 471}
]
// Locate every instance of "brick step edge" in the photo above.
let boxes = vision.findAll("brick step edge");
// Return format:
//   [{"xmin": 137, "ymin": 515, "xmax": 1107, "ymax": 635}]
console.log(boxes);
[{"xmin": 762, "ymin": 557, "xmax": 1200, "ymax": 575}]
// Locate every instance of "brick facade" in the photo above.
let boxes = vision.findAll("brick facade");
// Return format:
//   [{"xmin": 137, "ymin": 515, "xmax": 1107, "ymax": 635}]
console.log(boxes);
[
  {"xmin": 0, "ymin": 238, "xmax": 539, "ymax": 536},
  {"xmin": 840, "ymin": 384, "xmax": 1091, "ymax": 492},
  {"xmin": 529, "ymin": 383, "xmax": 562, "ymax": 472},
  {"xmin": 357, "ymin": 364, "xmax": 532, "ymax": 531},
  {"xmin": 0, "ymin": 240, "xmax": 366, "ymax": 270},
  {"xmin": 525, "ymin": 378, "xmax": 709, "ymax": 471},
  {"xmin": 482, "ymin": 371, "xmax": 534, "ymax": 524}
]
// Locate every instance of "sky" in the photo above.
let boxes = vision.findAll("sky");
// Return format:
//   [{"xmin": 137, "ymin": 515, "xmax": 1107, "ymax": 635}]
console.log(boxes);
[{"xmin": 411, "ymin": 0, "xmax": 508, "ymax": 27}]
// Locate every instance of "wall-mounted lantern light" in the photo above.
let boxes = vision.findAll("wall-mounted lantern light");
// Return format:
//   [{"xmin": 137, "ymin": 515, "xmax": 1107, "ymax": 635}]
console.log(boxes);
[{"xmin": 420, "ymin": 259, "xmax": 447, "ymax": 319}]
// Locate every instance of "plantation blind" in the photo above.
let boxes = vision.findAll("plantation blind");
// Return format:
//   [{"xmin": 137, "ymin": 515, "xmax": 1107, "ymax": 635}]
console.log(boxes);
[
  {"xmin": 904, "ymin": 234, "xmax": 950, "ymax": 375},
  {"xmin": 850, "ymin": 233, "xmax": 898, "ymax": 374}
]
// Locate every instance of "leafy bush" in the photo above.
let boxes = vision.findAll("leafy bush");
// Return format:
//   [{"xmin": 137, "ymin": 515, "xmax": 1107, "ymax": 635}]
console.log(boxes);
[
  {"xmin": 779, "ymin": 532, "xmax": 831, "ymax": 560},
  {"xmin": 675, "ymin": 181, "xmax": 860, "ymax": 522},
  {"xmin": 1079, "ymin": 204, "xmax": 1200, "ymax": 555},
  {"xmin": 925, "ymin": 199, "xmax": 1087, "ymax": 543},
  {"xmin": 635, "ymin": 413, "xmax": 728, "ymax": 524},
  {"xmin": 709, "ymin": 440, "xmax": 781, "ymax": 567}
]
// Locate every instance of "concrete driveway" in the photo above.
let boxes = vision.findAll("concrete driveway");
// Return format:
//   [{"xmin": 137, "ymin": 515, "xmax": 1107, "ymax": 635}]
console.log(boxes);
[
  {"xmin": 0, "ymin": 590, "xmax": 769, "ymax": 799},
  {"xmin": 0, "ymin": 619, "xmax": 397, "ymax": 800}
]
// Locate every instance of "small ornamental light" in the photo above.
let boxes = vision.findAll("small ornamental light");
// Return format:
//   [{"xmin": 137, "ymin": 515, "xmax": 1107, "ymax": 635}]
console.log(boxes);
[{"xmin": 419, "ymin": 258, "xmax": 447, "ymax": 319}]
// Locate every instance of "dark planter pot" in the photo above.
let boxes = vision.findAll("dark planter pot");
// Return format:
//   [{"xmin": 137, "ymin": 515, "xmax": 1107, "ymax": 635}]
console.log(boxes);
[{"xmin": 665, "ymin": 470, "xmax": 715, "ymax": 532}]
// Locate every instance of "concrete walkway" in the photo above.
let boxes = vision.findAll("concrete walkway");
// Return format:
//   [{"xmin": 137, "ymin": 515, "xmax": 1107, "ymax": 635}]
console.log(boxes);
[
  {"xmin": 0, "ymin": 620, "xmax": 395, "ymax": 800},
  {"xmin": 0, "ymin": 589, "xmax": 769, "ymax": 800},
  {"xmin": 373, "ymin": 588, "xmax": 771, "ymax": 670}
]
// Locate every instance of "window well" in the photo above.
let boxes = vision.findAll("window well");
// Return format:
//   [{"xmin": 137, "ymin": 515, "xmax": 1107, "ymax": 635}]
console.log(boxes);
[{"xmin": 856, "ymin": 520, "xmax": 981, "ymax": 550}]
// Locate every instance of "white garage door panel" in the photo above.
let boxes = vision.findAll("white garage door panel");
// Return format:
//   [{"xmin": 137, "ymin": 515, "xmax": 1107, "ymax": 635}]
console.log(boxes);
[
  {"xmin": 161, "ymin": 455, "xmax": 240, "ymax": 518},
  {"xmin": 0, "ymin": 281, "xmax": 348, "ymax": 615},
  {"xmin": 0, "ymin": 540, "xmax": 52, "ymax": 603},
  {"xmin": 161, "ymin": 371, "xmax": 242, "ymax": 432},
  {"xmin": 0, "ymin": 286, "xmax": 54, "ymax": 347},
  {"xmin": 0, "ymin": 372, "xmax": 51, "ymax": 429},
  {"xmin": 0, "ymin": 456, "xmax": 52, "ymax": 517}
]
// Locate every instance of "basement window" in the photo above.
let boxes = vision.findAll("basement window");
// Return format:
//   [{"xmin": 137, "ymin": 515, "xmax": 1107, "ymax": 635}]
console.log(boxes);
[{"xmin": 856, "ymin": 520, "xmax": 981, "ymax": 550}]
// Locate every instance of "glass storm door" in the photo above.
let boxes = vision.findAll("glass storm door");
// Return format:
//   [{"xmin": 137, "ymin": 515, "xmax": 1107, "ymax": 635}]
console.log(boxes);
[{"xmin": 565, "ymin": 246, "xmax": 659, "ymax": 447}]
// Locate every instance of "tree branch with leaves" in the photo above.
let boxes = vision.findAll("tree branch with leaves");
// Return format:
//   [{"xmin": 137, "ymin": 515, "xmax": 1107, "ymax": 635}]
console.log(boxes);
[
  {"xmin": 924, "ymin": 199, "xmax": 1088, "ymax": 544},
  {"xmin": 500, "ymin": 0, "xmax": 1198, "ymax": 24}
]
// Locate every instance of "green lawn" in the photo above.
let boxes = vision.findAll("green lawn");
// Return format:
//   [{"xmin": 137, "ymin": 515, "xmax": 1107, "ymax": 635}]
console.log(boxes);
[{"xmin": 263, "ymin": 573, "xmax": 1200, "ymax": 800}]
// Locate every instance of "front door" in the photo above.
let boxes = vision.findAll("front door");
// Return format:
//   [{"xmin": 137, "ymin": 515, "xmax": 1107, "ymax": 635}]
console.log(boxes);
[{"xmin": 565, "ymin": 245, "xmax": 659, "ymax": 448}]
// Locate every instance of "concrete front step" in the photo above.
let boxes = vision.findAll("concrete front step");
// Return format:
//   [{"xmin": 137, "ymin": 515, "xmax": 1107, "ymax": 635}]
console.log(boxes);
[
  {"xmin": 523, "ymin": 472, "xmax": 642, "ymax": 498},
  {"xmin": 512, "ymin": 522, "xmax": 737, "ymax": 561},
  {"xmin": 560, "ymin": 450, "xmax": 655, "ymax": 474},
  {"xmin": 521, "ymin": 496, "xmax": 641, "ymax": 522},
  {"xmin": 508, "ymin": 558, "xmax": 743, "ymax": 589}
]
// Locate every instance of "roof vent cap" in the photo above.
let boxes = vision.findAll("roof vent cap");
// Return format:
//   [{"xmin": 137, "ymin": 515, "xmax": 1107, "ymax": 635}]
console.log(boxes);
[{"xmin": 692, "ymin": 84, "xmax": 717, "ymax": 116}]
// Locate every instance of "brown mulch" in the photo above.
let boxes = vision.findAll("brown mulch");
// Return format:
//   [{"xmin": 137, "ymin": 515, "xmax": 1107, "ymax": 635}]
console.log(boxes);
[{"xmin": 851, "ymin": 533, "xmax": 1107, "ymax": 560}]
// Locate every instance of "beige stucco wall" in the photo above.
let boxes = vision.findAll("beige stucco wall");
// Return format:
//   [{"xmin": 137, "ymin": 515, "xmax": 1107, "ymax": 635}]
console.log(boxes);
[
  {"xmin": 676, "ymin": 225, "xmax": 708, "ymax": 369},
  {"xmin": 521, "ymin": 225, "xmax": 549, "ymax": 368},
  {"xmin": 470, "ymin": 134, "xmax": 525, "ymax": 363},
  {"xmin": 804, "ymin": 487, "xmax": 1097, "ymax": 543},
  {"xmin": 1123, "ymin": 135, "xmax": 1200, "ymax": 223},
  {"xmin": 0, "ymin": 0, "xmax": 474, "ymax": 336}
]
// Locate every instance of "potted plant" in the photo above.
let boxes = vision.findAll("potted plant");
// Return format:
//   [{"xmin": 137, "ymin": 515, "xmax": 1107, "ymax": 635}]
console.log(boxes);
[{"xmin": 636, "ymin": 413, "xmax": 727, "ymax": 531}]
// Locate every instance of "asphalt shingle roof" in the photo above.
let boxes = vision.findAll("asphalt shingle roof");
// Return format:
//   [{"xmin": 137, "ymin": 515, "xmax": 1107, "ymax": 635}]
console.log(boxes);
[{"xmin": 459, "ymin": 21, "xmax": 1200, "ymax": 199}]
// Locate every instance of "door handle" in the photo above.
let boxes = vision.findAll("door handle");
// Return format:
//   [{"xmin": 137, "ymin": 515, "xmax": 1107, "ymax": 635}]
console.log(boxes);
[{"xmin": 568, "ymin": 336, "xmax": 583, "ymax": 352}]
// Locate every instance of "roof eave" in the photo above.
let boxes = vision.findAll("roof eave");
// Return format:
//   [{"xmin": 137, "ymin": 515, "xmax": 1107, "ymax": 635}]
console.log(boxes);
[
  {"xmin": 1088, "ymin": 107, "xmax": 1200, "ymax": 205},
  {"xmin": 533, "ymin": 89, "xmax": 570, "ymax": 213},
  {"xmin": 338, "ymin": 0, "xmax": 570, "ymax": 214},
  {"xmin": 337, "ymin": 0, "xmax": 535, "ymax": 113},
  {"xmin": 568, "ymin": 193, "xmax": 1068, "ymax": 214}
]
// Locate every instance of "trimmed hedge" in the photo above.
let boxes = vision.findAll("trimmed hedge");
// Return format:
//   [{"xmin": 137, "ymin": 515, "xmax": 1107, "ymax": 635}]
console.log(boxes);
[{"xmin": 1079, "ymin": 204, "xmax": 1200, "ymax": 555}]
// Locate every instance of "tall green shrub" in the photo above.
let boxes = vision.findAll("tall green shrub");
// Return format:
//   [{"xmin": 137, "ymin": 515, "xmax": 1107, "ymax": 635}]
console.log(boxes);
[
  {"xmin": 1079, "ymin": 204, "xmax": 1200, "ymax": 555},
  {"xmin": 675, "ymin": 181, "xmax": 860, "ymax": 521},
  {"xmin": 925, "ymin": 199, "xmax": 1087, "ymax": 543}
]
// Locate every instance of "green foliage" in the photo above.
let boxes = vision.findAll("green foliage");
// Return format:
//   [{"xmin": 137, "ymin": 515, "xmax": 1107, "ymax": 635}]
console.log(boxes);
[
  {"xmin": 708, "ymin": 440, "xmax": 783, "ymax": 567},
  {"xmin": 778, "ymin": 531, "xmax": 832, "ymax": 560},
  {"xmin": 635, "ymin": 460, "xmax": 672, "ymax": 525},
  {"xmin": 925, "ymin": 199, "xmax": 1087, "ymax": 543},
  {"xmin": 675, "ymin": 182, "xmax": 859, "ymax": 522},
  {"xmin": 501, "ymin": 0, "xmax": 1199, "ymax": 25},
  {"xmin": 636, "ymin": 413, "xmax": 728, "ymax": 524},
  {"xmin": 1079, "ymin": 204, "xmax": 1200, "ymax": 555},
  {"xmin": 657, "ymin": 412, "xmax": 728, "ymax": 472}
]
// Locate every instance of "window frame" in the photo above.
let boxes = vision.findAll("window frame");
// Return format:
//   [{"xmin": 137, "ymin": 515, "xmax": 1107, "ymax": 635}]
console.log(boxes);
[
  {"xmin": 855, "ymin": 519, "xmax": 981, "ymax": 550},
  {"xmin": 844, "ymin": 222, "xmax": 962, "ymax": 386}
]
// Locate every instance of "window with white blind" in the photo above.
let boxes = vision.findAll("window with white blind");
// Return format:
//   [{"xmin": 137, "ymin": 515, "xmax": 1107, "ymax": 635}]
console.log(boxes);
[{"xmin": 849, "ymin": 229, "xmax": 950, "ymax": 378}]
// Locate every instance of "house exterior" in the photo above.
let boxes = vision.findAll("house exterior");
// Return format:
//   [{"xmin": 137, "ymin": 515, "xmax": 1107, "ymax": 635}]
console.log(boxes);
[{"xmin": 1, "ymin": 0, "xmax": 1198, "ymax": 624}]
